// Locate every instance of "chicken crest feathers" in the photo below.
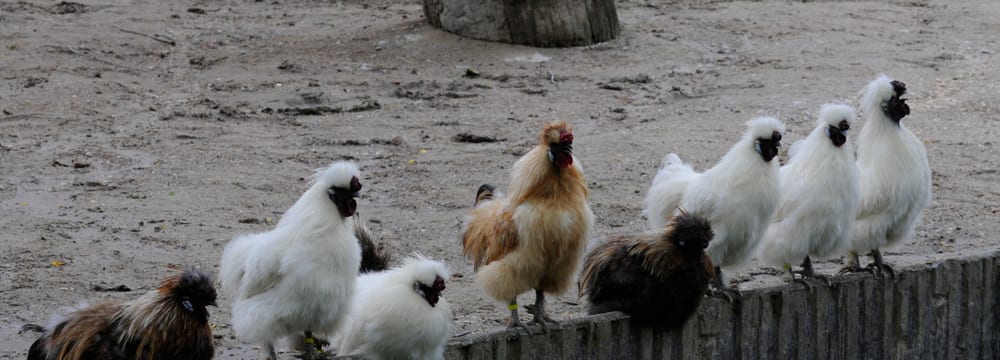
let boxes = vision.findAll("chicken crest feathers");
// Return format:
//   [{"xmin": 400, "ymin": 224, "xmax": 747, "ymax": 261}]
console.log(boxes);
[
  {"xmin": 399, "ymin": 253, "xmax": 451, "ymax": 284},
  {"xmin": 859, "ymin": 74, "xmax": 896, "ymax": 115},
  {"xmin": 819, "ymin": 103, "xmax": 856, "ymax": 128},
  {"xmin": 744, "ymin": 116, "xmax": 786, "ymax": 140},
  {"xmin": 307, "ymin": 161, "xmax": 361, "ymax": 190},
  {"xmin": 539, "ymin": 120, "xmax": 572, "ymax": 145}
]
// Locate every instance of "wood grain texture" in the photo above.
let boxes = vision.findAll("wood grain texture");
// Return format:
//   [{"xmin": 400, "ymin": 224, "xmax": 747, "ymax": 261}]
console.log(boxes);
[{"xmin": 423, "ymin": 0, "xmax": 619, "ymax": 47}]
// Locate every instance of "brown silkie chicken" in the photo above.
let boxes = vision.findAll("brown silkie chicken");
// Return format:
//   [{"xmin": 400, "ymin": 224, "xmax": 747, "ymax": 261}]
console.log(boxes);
[
  {"xmin": 580, "ymin": 212, "xmax": 714, "ymax": 330},
  {"xmin": 462, "ymin": 121, "xmax": 594, "ymax": 328},
  {"xmin": 27, "ymin": 269, "xmax": 217, "ymax": 360}
]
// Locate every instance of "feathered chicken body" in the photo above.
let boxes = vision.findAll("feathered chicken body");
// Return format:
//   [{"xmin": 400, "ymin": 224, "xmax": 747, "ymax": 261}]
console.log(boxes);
[
  {"xmin": 462, "ymin": 121, "xmax": 594, "ymax": 327},
  {"xmin": 643, "ymin": 117, "xmax": 784, "ymax": 292},
  {"xmin": 219, "ymin": 161, "xmax": 363, "ymax": 359},
  {"xmin": 27, "ymin": 269, "xmax": 217, "ymax": 360},
  {"xmin": 335, "ymin": 255, "xmax": 451, "ymax": 360},
  {"xmin": 758, "ymin": 104, "xmax": 860, "ymax": 282},
  {"xmin": 842, "ymin": 76, "xmax": 931, "ymax": 275},
  {"xmin": 580, "ymin": 212, "xmax": 714, "ymax": 330}
]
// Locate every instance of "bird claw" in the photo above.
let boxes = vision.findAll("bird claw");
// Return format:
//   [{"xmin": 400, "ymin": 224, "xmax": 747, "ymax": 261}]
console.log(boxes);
[
  {"xmin": 507, "ymin": 322, "xmax": 525, "ymax": 330},
  {"xmin": 791, "ymin": 271, "xmax": 832, "ymax": 289},
  {"xmin": 524, "ymin": 304, "xmax": 558, "ymax": 326},
  {"xmin": 866, "ymin": 262, "xmax": 897, "ymax": 278},
  {"xmin": 792, "ymin": 277, "xmax": 813, "ymax": 291},
  {"xmin": 838, "ymin": 263, "xmax": 863, "ymax": 275}
]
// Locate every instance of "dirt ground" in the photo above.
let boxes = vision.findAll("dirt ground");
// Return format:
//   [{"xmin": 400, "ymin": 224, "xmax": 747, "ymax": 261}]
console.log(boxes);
[{"xmin": 2, "ymin": 0, "xmax": 998, "ymax": 357}]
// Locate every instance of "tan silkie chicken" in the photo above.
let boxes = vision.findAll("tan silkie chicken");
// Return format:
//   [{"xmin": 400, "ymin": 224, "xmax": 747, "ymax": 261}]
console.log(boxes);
[{"xmin": 462, "ymin": 121, "xmax": 594, "ymax": 328}]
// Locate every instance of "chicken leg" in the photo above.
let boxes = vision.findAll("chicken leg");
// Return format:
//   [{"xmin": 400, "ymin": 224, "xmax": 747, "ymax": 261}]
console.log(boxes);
[
  {"xmin": 300, "ymin": 330, "xmax": 330, "ymax": 360},
  {"xmin": 707, "ymin": 266, "xmax": 740, "ymax": 303},
  {"xmin": 266, "ymin": 343, "xmax": 278, "ymax": 360},
  {"xmin": 791, "ymin": 256, "xmax": 831, "ymax": 289},
  {"xmin": 867, "ymin": 249, "xmax": 896, "ymax": 278},
  {"xmin": 525, "ymin": 289, "xmax": 558, "ymax": 325},
  {"xmin": 838, "ymin": 251, "xmax": 863, "ymax": 274},
  {"xmin": 507, "ymin": 300, "xmax": 524, "ymax": 329}
]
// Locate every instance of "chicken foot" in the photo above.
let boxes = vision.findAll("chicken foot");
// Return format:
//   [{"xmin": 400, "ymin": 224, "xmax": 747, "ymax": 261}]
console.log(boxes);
[
  {"xmin": 866, "ymin": 249, "xmax": 896, "ymax": 278},
  {"xmin": 791, "ymin": 256, "xmax": 832, "ymax": 290},
  {"xmin": 300, "ymin": 331, "xmax": 329, "ymax": 360},
  {"xmin": 838, "ymin": 251, "xmax": 863, "ymax": 274},
  {"xmin": 707, "ymin": 266, "xmax": 741, "ymax": 303},
  {"xmin": 266, "ymin": 343, "xmax": 278, "ymax": 360},
  {"xmin": 524, "ymin": 289, "xmax": 558, "ymax": 326},
  {"xmin": 506, "ymin": 300, "xmax": 525, "ymax": 329}
]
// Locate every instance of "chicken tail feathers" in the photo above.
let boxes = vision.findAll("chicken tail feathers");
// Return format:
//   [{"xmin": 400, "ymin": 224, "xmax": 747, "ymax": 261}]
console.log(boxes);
[
  {"xmin": 662, "ymin": 153, "xmax": 683, "ymax": 169},
  {"xmin": 356, "ymin": 214, "xmax": 391, "ymax": 273},
  {"xmin": 474, "ymin": 184, "xmax": 496, "ymax": 206}
]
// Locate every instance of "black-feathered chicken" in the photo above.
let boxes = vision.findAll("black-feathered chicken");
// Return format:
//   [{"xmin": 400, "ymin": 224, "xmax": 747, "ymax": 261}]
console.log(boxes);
[
  {"xmin": 27, "ymin": 269, "xmax": 217, "ymax": 360},
  {"xmin": 579, "ymin": 212, "xmax": 714, "ymax": 330}
]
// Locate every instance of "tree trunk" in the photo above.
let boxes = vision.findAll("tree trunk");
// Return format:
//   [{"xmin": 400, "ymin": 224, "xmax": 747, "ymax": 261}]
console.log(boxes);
[{"xmin": 423, "ymin": 0, "xmax": 620, "ymax": 48}]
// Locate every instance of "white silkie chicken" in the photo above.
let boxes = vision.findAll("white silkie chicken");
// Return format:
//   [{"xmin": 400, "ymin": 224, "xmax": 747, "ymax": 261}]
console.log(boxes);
[
  {"xmin": 219, "ymin": 161, "xmax": 363, "ymax": 360},
  {"xmin": 644, "ymin": 117, "xmax": 785, "ymax": 297},
  {"xmin": 841, "ymin": 76, "xmax": 932, "ymax": 276},
  {"xmin": 758, "ymin": 104, "xmax": 860, "ymax": 287},
  {"xmin": 335, "ymin": 255, "xmax": 451, "ymax": 360}
]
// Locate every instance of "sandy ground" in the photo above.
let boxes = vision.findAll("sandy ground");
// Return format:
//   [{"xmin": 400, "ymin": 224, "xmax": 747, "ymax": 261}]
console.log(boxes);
[{"xmin": 2, "ymin": 0, "xmax": 999, "ymax": 357}]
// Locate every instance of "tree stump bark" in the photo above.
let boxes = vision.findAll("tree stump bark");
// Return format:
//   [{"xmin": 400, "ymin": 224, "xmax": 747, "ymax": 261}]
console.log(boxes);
[{"xmin": 423, "ymin": 0, "xmax": 620, "ymax": 48}]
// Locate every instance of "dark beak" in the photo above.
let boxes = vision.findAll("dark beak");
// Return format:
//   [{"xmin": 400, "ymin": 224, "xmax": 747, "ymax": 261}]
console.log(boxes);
[
  {"xmin": 329, "ymin": 188, "xmax": 358, "ymax": 218},
  {"xmin": 416, "ymin": 281, "xmax": 442, "ymax": 308},
  {"xmin": 827, "ymin": 125, "xmax": 847, "ymax": 147},
  {"xmin": 755, "ymin": 139, "xmax": 780, "ymax": 162},
  {"xmin": 883, "ymin": 96, "xmax": 910, "ymax": 123},
  {"xmin": 548, "ymin": 142, "xmax": 574, "ymax": 168}
]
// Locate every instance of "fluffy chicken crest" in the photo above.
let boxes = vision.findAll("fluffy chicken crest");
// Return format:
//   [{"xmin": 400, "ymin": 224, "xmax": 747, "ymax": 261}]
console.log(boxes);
[
  {"xmin": 309, "ymin": 161, "xmax": 362, "ymax": 191},
  {"xmin": 819, "ymin": 103, "xmax": 855, "ymax": 128},
  {"xmin": 745, "ymin": 116, "xmax": 786, "ymax": 141},
  {"xmin": 401, "ymin": 254, "xmax": 451, "ymax": 289},
  {"xmin": 860, "ymin": 74, "xmax": 906, "ymax": 119}
]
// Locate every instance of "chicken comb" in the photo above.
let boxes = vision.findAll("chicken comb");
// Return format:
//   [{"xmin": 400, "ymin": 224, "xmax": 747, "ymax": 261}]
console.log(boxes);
[
  {"xmin": 560, "ymin": 131, "xmax": 574, "ymax": 144},
  {"xmin": 890, "ymin": 80, "xmax": 907, "ymax": 96},
  {"xmin": 350, "ymin": 176, "xmax": 362, "ymax": 192},
  {"xmin": 540, "ymin": 121, "xmax": 572, "ymax": 144}
]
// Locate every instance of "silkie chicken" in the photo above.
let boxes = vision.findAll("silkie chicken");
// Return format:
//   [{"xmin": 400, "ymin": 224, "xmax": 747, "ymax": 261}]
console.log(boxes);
[
  {"xmin": 758, "ymin": 104, "xmax": 860, "ymax": 288},
  {"xmin": 219, "ymin": 161, "xmax": 363, "ymax": 360},
  {"xmin": 462, "ymin": 121, "xmax": 594, "ymax": 328},
  {"xmin": 579, "ymin": 211, "xmax": 714, "ymax": 330},
  {"xmin": 643, "ymin": 117, "xmax": 784, "ymax": 298},
  {"xmin": 27, "ymin": 269, "xmax": 217, "ymax": 360},
  {"xmin": 840, "ymin": 76, "xmax": 931, "ymax": 276},
  {"xmin": 334, "ymin": 255, "xmax": 451, "ymax": 360}
]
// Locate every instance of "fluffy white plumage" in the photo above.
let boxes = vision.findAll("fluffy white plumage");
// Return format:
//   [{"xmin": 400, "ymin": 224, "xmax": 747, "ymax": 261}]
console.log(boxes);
[
  {"xmin": 643, "ymin": 117, "xmax": 785, "ymax": 280},
  {"xmin": 758, "ymin": 104, "xmax": 861, "ymax": 268},
  {"xmin": 849, "ymin": 75, "xmax": 932, "ymax": 257},
  {"xmin": 219, "ymin": 161, "xmax": 363, "ymax": 355},
  {"xmin": 334, "ymin": 255, "xmax": 452, "ymax": 360}
]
